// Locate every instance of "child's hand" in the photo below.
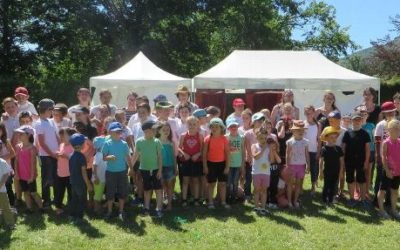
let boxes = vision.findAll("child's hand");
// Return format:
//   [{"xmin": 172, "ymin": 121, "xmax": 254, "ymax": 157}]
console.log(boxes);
[
  {"xmin": 156, "ymin": 170, "xmax": 162, "ymax": 180},
  {"xmin": 183, "ymin": 153, "xmax": 191, "ymax": 161},
  {"xmin": 87, "ymin": 184, "xmax": 94, "ymax": 192},
  {"xmin": 107, "ymin": 155, "xmax": 117, "ymax": 161},
  {"xmin": 1, "ymin": 113, "xmax": 9, "ymax": 121},
  {"xmin": 386, "ymin": 170, "xmax": 393, "ymax": 179},
  {"xmin": 223, "ymin": 168, "xmax": 229, "ymax": 175},
  {"xmin": 128, "ymin": 168, "xmax": 134, "ymax": 177},
  {"xmin": 191, "ymin": 154, "xmax": 199, "ymax": 162}
]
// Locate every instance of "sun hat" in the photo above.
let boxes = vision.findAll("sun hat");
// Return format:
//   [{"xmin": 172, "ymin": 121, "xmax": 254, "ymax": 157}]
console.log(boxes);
[
  {"xmin": 176, "ymin": 85, "xmax": 190, "ymax": 94},
  {"xmin": 209, "ymin": 118, "xmax": 225, "ymax": 129},
  {"xmin": 251, "ymin": 112, "xmax": 265, "ymax": 124},
  {"xmin": 108, "ymin": 122, "xmax": 123, "ymax": 132},
  {"xmin": 290, "ymin": 120, "xmax": 305, "ymax": 130},
  {"xmin": 15, "ymin": 87, "xmax": 29, "ymax": 97},
  {"xmin": 381, "ymin": 101, "xmax": 396, "ymax": 113},
  {"xmin": 156, "ymin": 101, "xmax": 174, "ymax": 109},
  {"xmin": 320, "ymin": 126, "xmax": 340, "ymax": 142},
  {"xmin": 14, "ymin": 125, "xmax": 34, "ymax": 136},
  {"xmin": 328, "ymin": 110, "xmax": 341, "ymax": 120},
  {"xmin": 232, "ymin": 98, "xmax": 245, "ymax": 107},
  {"xmin": 69, "ymin": 133, "xmax": 86, "ymax": 147},
  {"xmin": 193, "ymin": 109, "xmax": 207, "ymax": 118}
]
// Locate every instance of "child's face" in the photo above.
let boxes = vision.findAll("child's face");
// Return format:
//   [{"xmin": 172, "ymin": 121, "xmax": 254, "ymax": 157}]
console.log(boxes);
[
  {"xmin": 198, "ymin": 116, "xmax": 207, "ymax": 125},
  {"xmin": 78, "ymin": 91, "xmax": 91, "ymax": 104},
  {"xmin": 264, "ymin": 122, "xmax": 272, "ymax": 132},
  {"xmin": 388, "ymin": 127, "xmax": 399, "ymax": 138},
  {"xmin": 19, "ymin": 117, "xmax": 33, "ymax": 126},
  {"xmin": 187, "ymin": 119, "xmax": 199, "ymax": 132},
  {"xmin": 228, "ymin": 125, "xmax": 238, "ymax": 135},
  {"xmin": 18, "ymin": 132, "xmax": 29, "ymax": 143},
  {"xmin": 283, "ymin": 107, "xmax": 293, "ymax": 116},
  {"xmin": 52, "ymin": 110, "xmax": 63, "ymax": 122},
  {"xmin": 159, "ymin": 125, "xmax": 171, "ymax": 138},
  {"xmin": 115, "ymin": 113, "xmax": 126, "ymax": 124},
  {"xmin": 127, "ymin": 95, "xmax": 137, "ymax": 107},
  {"xmin": 257, "ymin": 134, "xmax": 267, "ymax": 145},
  {"xmin": 110, "ymin": 131, "xmax": 121, "ymax": 140},
  {"xmin": 341, "ymin": 117, "xmax": 351, "ymax": 128},
  {"xmin": 158, "ymin": 108, "xmax": 170, "ymax": 120},
  {"xmin": 304, "ymin": 109, "xmax": 315, "ymax": 120},
  {"xmin": 292, "ymin": 129, "xmax": 304, "ymax": 139},
  {"xmin": 233, "ymin": 105, "xmax": 244, "ymax": 113},
  {"xmin": 253, "ymin": 120, "xmax": 263, "ymax": 129},
  {"xmin": 385, "ymin": 111, "xmax": 395, "ymax": 121},
  {"xmin": 210, "ymin": 124, "xmax": 222, "ymax": 135},
  {"xmin": 100, "ymin": 93, "xmax": 112, "ymax": 105},
  {"xmin": 394, "ymin": 98, "xmax": 400, "ymax": 111},
  {"xmin": 143, "ymin": 128, "xmax": 154, "ymax": 138},
  {"xmin": 323, "ymin": 94, "xmax": 335, "ymax": 106},
  {"xmin": 75, "ymin": 112, "xmax": 88, "ymax": 122},
  {"xmin": 179, "ymin": 108, "xmax": 190, "ymax": 120},
  {"xmin": 3, "ymin": 101, "xmax": 18, "ymax": 116},
  {"xmin": 326, "ymin": 133, "xmax": 338, "ymax": 144},
  {"xmin": 137, "ymin": 107, "xmax": 149, "ymax": 120},
  {"xmin": 241, "ymin": 114, "xmax": 251, "ymax": 127},
  {"xmin": 15, "ymin": 94, "xmax": 28, "ymax": 103},
  {"xmin": 351, "ymin": 118, "xmax": 363, "ymax": 130},
  {"xmin": 99, "ymin": 107, "xmax": 110, "ymax": 119},
  {"xmin": 43, "ymin": 108, "xmax": 53, "ymax": 118},
  {"xmin": 328, "ymin": 117, "xmax": 340, "ymax": 128}
]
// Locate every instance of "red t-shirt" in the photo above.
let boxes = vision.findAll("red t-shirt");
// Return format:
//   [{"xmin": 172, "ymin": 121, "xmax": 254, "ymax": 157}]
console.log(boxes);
[
  {"xmin": 181, "ymin": 132, "xmax": 202, "ymax": 162},
  {"xmin": 204, "ymin": 135, "xmax": 229, "ymax": 162}
]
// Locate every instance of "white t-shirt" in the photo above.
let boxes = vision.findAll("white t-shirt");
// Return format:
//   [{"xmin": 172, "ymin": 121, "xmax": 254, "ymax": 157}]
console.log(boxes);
[
  {"xmin": 90, "ymin": 104, "xmax": 117, "ymax": 120},
  {"xmin": 286, "ymin": 137, "xmax": 309, "ymax": 165},
  {"xmin": 34, "ymin": 118, "xmax": 59, "ymax": 156},
  {"xmin": 50, "ymin": 118, "xmax": 72, "ymax": 134},
  {"xmin": 251, "ymin": 143, "xmax": 271, "ymax": 175},
  {"xmin": 375, "ymin": 120, "xmax": 388, "ymax": 152},
  {"xmin": 93, "ymin": 152, "xmax": 107, "ymax": 183},
  {"xmin": 304, "ymin": 121, "xmax": 318, "ymax": 153},
  {"xmin": 18, "ymin": 101, "xmax": 38, "ymax": 116},
  {"xmin": 1, "ymin": 115, "xmax": 19, "ymax": 140},
  {"xmin": 177, "ymin": 120, "xmax": 188, "ymax": 140},
  {"xmin": 0, "ymin": 158, "xmax": 12, "ymax": 193},
  {"xmin": 127, "ymin": 113, "xmax": 157, "ymax": 128}
]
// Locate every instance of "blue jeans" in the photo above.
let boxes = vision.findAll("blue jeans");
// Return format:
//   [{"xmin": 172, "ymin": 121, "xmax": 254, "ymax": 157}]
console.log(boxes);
[
  {"xmin": 227, "ymin": 167, "xmax": 241, "ymax": 200},
  {"xmin": 40, "ymin": 156, "xmax": 57, "ymax": 205},
  {"xmin": 244, "ymin": 162, "xmax": 252, "ymax": 197}
]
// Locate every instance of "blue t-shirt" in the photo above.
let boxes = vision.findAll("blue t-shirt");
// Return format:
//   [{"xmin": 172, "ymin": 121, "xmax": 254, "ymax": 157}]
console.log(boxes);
[
  {"xmin": 69, "ymin": 151, "xmax": 87, "ymax": 187},
  {"xmin": 102, "ymin": 139, "xmax": 130, "ymax": 172},
  {"xmin": 161, "ymin": 142, "xmax": 174, "ymax": 167},
  {"xmin": 362, "ymin": 123, "xmax": 375, "ymax": 151}
]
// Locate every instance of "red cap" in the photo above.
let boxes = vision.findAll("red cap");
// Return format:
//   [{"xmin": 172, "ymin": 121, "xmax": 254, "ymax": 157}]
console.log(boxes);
[
  {"xmin": 232, "ymin": 98, "xmax": 245, "ymax": 106},
  {"xmin": 15, "ymin": 87, "xmax": 29, "ymax": 96},
  {"xmin": 381, "ymin": 101, "xmax": 396, "ymax": 112}
]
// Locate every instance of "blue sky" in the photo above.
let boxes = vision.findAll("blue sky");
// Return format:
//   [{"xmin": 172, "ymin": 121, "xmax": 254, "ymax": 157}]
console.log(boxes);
[{"xmin": 314, "ymin": 0, "xmax": 399, "ymax": 50}]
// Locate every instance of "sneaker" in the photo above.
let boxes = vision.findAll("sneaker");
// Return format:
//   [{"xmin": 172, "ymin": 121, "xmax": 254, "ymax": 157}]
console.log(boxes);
[
  {"xmin": 140, "ymin": 208, "xmax": 150, "ymax": 217},
  {"xmin": 182, "ymin": 200, "xmax": 188, "ymax": 207},
  {"xmin": 391, "ymin": 211, "xmax": 400, "ymax": 220},
  {"xmin": 258, "ymin": 209, "xmax": 267, "ymax": 216},
  {"xmin": 221, "ymin": 203, "xmax": 231, "ymax": 209},
  {"xmin": 208, "ymin": 203, "xmax": 215, "ymax": 210},
  {"xmin": 194, "ymin": 200, "xmax": 200, "ymax": 207},
  {"xmin": 118, "ymin": 212, "xmax": 126, "ymax": 222},
  {"xmin": 105, "ymin": 212, "xmax": 113, "ymax": 220},
  {"xmin": 288, "ymin": 203, "xmax": 294, "ymax": 209},
  {"xmin": 268, "ymin": 203, "xmax": 278, "ymax": 210},
  {"xmin": 378, "ymin": 210, "xmax": 391, "ymax": 219},
  {"xmin": 347, "ymin": 199, "xmax": 358, "ymax": 207},
  {"xmin": 294, "ymin": 202, "xmax": 300, "ymax": 209},
  {"xmin": 131, "ymin": 198, "xmax": 143, "ymax": 206},
  {"xmin": 151, "ymin": 210, "xmax": 163, "ymax": 218}
]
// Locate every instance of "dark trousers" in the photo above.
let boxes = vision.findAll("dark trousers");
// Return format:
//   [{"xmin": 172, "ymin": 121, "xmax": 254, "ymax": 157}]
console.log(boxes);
[
  {"xmin": 323, "ymin": 173, "xmax": 338, "ymax": 203},
  {"xmin": 54, "ymin": 176, "xmax": 71, "ymax": 209},
  {"xmin": 244, "ymin": 162, "xmax": 252, "ymax": 197},
  {"xmin": 268, "ymin": 165, "xmax": 280, "ymax": 204},
  {"xmin": 70, "ymin": 185, "xmax": 87, "ymax": 219},
  {"xmin": 40, "ymin": 156, "xmax": 58, "ymax": 205},
  {"xmin": 5, "ymin": 176, "xmax": 15, "ymax": 206}
]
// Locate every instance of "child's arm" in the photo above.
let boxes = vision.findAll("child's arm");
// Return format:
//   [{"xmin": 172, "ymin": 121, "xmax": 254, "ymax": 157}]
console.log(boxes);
[
  {"xmin": 0, "ymin": 172, "xmax": 9, "ymax": 191},
  {"xmin": 244, "ymin": 135, "xmax": 252, "ymax": 163},
  {"xmin": 29, "ymin": 147, "xmax": 38, "ymax": 182},
  {"xmin": 224, "ymin": 140, "xmax": 230, "ymax": 174},
  {"xmin": 316, "ymin": 123, "xmax": 322, "ymax": 158},
  {"xmin": 278, "ymin": 123, "xmax": 286, "ymax": 139},
  {"xmin": 3, "ymin": 140, "xmax": 16, "ymax": 161},
  {"xmin": 252, "ymin": 144, "xmax": 265, "ymax": 160},
  {"xmin": 129, "ymin": 150, "xmax": 139, "ymax": 177},
  {"xmin": 339, "ymin": 155, "xmax": 345, "ymax": 179},
  {"xmin": 156, "ymin": 143, "xmax": 163, "ymax": 179},
  {"xmin": 191, "ymin": 136, "xmax": 203, "ymax": 161},
  {"xmin": 81, "ymin": 164, "xmax": 93, "ymax": 192},
  {"xmin": 172, "ymin": 142, "xmax": 178, "ymax": 175},
  {"xmin": 202, "ymin": 141, "xmax": 209, "ymax": 175},
  {"xmin": 240, "ymin": 139, "xmax": 246, "ymax": 174},
  {"xmin": 381, "ymin": 141, "xmax": 392, "ymax": 178},
  {"xmin": 126, "ymin": 135, "xmax": 134, "ymax": 153},
  {"xmin": 318, "ymin": 156, "xmax": 324, "ymax": 180},
  {"xmin": 305, "ymin": 145, "xmax": 310, "ymax": 173},
  {"xmin": 375, "ymin": 135, "xmax": 382, "ymax": 163},
  {"xmin": 286, "ymin": 143, "xmax": 292, "ymax": 165},
  {"xmin": 14, "ymin": 153, "xmax": 19, "ymax": 180}
]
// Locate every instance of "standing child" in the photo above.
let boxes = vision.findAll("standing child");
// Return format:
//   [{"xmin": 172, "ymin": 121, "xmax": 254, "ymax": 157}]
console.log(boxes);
[
  {"xmin": 319, "ymin": 127, "xmax": 344, "ymax": 206},
  {"xmin": 92, "ymin": 135, "xmax": 107, "ymax": 214},
  {"xmin": 14, "ymin": 125, "xmax": 43, "ymax": 212},
  {"xmin": 377, "ymin": 119, "xmax": 400, "ymax": 219},
  {"xmin": 286, "ymin": 120, "xmax": 310, "ymax": 208},
  {"xmin": 54, "ymin": 128, "xmax": 75, "ymax": 215},
  {"xmin": 226, "ymin": 119, "xmax": 245, "ymax": 203},
  {"xmin": 69, "ymin": 133, "xmax": 93, "ymax": 223},
  {"xmin": 267, "ymin": 137, "xmax": 281, "ymax": 209},
  {"xmin": 132, "ymin": 120, "xmax": 163, "ymax": 218},
  {"xmin": 156, "ymin": 121, "xmax": 177, "ymax": 211},
  {"xmin": 203, "ymin": 118, "xmax": 230, "ymax": 209},
  {"xmin": 251, "ymin": 129, "xmax": 271, "ymax": 215},
  {"xmin": 102, "ymin": 122, "xmax": 132, "ymax": 221},
  {"xmin": 0, "ymin": 158, "xmax": 15, "ymax": 230},
  {"xmin": 342, "ymin": 111, "xmax": 371, "ymax": 208}
]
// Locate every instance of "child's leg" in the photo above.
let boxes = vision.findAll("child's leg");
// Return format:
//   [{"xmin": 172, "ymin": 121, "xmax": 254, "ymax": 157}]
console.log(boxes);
[
  {"xmin": 208, "ymin": 183, "xmax": 216, "ymax": 204},
  {"xmin": 294, "ymin": 178, "xmax": 303, "ymax": 204},
  {"xmin": 192, "ymin": 177, "xmax": 200, "ymax": 200},
  {"xmin": 155, "ymin": 189, "xmax": 163, "ymax": 210},
  {"xmin": 144, "ymin": 190, "xmax": 152, "ymax": 209},
  {"xmin": 167, "ymin": 181, "xmax": 173, "ymax": 209},
  {"xmin": 0, "ymin": 193, "xmax": 15, "ymax": 226},
  {"xmin": 23, "ymin": 191, "xmax": 33, "ymax": 210},
  {"xmin": 182, "ymin": 177, "xmax": 190, "ymax": 201},
  {"xmin": 348, "ymin": 182, "xmax": 355, "ymax": 199},
  {"xmin": 390, "ymin": 188, "xmax": 399, "ymax": 213},
  {"xmin": 366, "ymin": 162, "xmax": 372, "ymax": 194},
  {"xmin": 118, "ymin": 198, "xmax": 125, "ymax": 213},
  {"xmin": 14, "ymin": 178, "xmax": 22, "ymax": 201},
  {"xmin": 233, "ymin": 169, "xmax": 240, "ymax": 199},
  {"xmin": 31, "ymin": 193, "xmax": 43, "ymax": 209},
  {"xmin": 5, "ymin": 177, "xmax": 15, "ymax": 206},
  {"xmin": 359, "ymin": 182, "xmax": 367, "ymax": 201},
  {"xmin": 54, "ymin": 176, "xmax": 65, "ymax": 209},
  {"xmin": 286, "ymin": 178, "xmax": 295, "ymax": 206},
  {"xmin": 244, "ymin": 163, "xmax": 252, "ymax": 198},
  {"xmin": 135, "ymin": 171, "xmax": 144, "ymax": 200},
  {"xmin": 378, "ymin": 190, "xmax": 386, "ymax": 212},
  {"xmin": 260, "ymin": 189, "xmax": 267, "ymax": 209},
  {"xmin": 253, "ymin": 187, "xmax": 260, "ymax": 208},
  {"xmin": 218, "ymin": 182, "xmax": 227, "ymax": 204},
  {"xmin": 227, "ymin": 169, "xmax": 234, "ymax": 200}
]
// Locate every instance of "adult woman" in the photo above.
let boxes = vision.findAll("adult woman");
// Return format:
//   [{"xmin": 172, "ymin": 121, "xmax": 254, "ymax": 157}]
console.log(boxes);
[
  {"xmin": 362, "ymin": 87, "xmax": 381, "ymax": 125},
  {"xmin": 270, "ymin": 90, "xmax": 299, "ymax": 127},
  {"xmin": 316, "ymin": 91, "xmax": 339, "ymax": 130}
]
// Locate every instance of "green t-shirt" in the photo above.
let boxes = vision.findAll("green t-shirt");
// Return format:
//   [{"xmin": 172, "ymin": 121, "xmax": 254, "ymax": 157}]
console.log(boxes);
[
  {"xmin": 136, "ymin": 137, "xmax": 162, "ymax": 171},
  {"xmin": 226, "ymin": 134, "xmax": 244, "ymax": 168}
]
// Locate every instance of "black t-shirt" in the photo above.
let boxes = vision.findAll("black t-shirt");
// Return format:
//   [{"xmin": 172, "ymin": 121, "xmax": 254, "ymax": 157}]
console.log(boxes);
[
  {"xmin": 366, "ymin": 105, "xmax": 381, "ymax": 125},
  {"xmin": 69, "ymin": 151, "xmax": 87, "ymax": 187},
  {"xmin": 317, "ymin": 113, "xmax": 329, "ymax": 131},
  {"xmin": 342, "ymin": 129, "xmax": 371, "ymax": 163},
  {"xmin": 84, "ymin": 124, "xmax": 98, "ymax": 141},
  {"xmin": 321, "ymin": 145, "xmax": 343, "ymax": 176}
]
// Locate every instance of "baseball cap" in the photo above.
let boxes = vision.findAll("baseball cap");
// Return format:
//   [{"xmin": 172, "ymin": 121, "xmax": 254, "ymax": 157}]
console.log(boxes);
[
  {"xmin": 232, "ymin": 98, "xmax": 245, "ymax": 106},
  {"xmin": 141, "ymin": 120, "xmax": 156, "ymax": 131},
  {"xmin": 108, "ymin": 122, "xmax": 123, "ymax": 132},
  {"xmin": 328, "ymin": 110, "xmax": 341, "ymax": 120},
  {"xmin": 72, "ymin": 106, "xmax": 90, "ymax": 114},
  {"xmin": 251, "ymin": 112, "xmax": 265, "ymax": 124},
  {"xmin": 69, "ymin": 133, "xmax": 86, "ymax": 147},
  {"xmin": 14, "ymin": 125, "xmax": 34, "ymax": 136},
  {"xmin": 192, "ymin": 109, "xmax": 207, "ymax": 118},
  {"xmin": 226, "ymin": 118, "xmax": 239, "ymax": 128},
  {"xmin": 38, "ymin": 98, "xmax": 55, "ymax": 110},
  {"xmin": 153, "ymin": 94, "xmax": 168, "ymax": 103},
  {"xmin": 381, "ymin": 101, "xmax": 396, "ymax": 113},
  {"xmin": 351, "ymin": 111, "xmax": 363, "ymax": 120},
  {"xmin": 209, "ymin": 118, "xmax": 225, "ymax": 129},
  {"xmin": 15, "ymin": 87, "xmax": 29, "ymax": 96}
]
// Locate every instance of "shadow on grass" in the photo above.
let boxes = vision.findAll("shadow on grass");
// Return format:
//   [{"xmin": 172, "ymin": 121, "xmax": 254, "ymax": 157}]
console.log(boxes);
[
  {"xmin": 19, "ymin": 212, "xmax": 46, "ymax": 231},
  {"xmin": 334, "ymin": 206, "xmax": 382, "ymax": 225},
  {"xmin": 0, "ymin": 229, "xmax": 13, "ymax": 249},
  {"xmin": 268, "ymin": 212, "xmax": 305, "ymax": 231},
  {"xmin": 106, "ymin": 207, "xmax": 147, "ymax": 236}
]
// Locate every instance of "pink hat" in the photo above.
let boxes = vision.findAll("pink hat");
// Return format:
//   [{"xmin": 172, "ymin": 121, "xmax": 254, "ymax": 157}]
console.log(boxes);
[
  {"xmin": 232, "ymin": 98, "xmax": 245, "ymax": 106},
  {"xmin": 15, "ymin": 87, "xmax": 29, "ymax": 97},
  {"xmin": 381, "ymin": 101, "xmax": 396, "ymax": 112}
]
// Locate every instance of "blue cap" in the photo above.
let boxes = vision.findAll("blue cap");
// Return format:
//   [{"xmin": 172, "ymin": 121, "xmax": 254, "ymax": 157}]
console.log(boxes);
[
  {"xmin": 69, "ymin": 133, "xmax": 86, "ymax": 147},
  {"xmin": 108, "ymin": 122, "xmax": 123, "ymax": 132},
  {"xmin": 141, "ymin": 120, "xmax": 156, "ymax": 131},
  {"xmin": 153, "ymin": 94, "xmax": 167, "ymax": 103},
  {"xmin": 93, "ymin": 136, "xmax": 106, "ymax": 150},
  {"xmin": 209, "ymin": 118, "xmax": 225, "ymax": 129},
  {"xmin": 192, "ymin": 109, "xmax": 207, "ymax": 118},
  {"xmin": 251, "ymin": 112, "xmax": 264, "ymax": 123},
  {"xmin": 226, "ymin": 118, "xmax": 239, "ymax": 128},
  {"xmin": 328, "ymin": 111, "xmax": 341, "ymax": 120}
]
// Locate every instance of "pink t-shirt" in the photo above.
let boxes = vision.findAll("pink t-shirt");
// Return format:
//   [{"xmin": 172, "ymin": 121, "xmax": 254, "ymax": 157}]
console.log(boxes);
[
  {"xmin": 57, "ymin": 143, "xmax": 74, "ymax": 177},
  {"xmin": 385, "ymin": 138, "xmax": 400, "ymax": 176},
  {"xmin": 16, "ymin": 144, "xmax": 35, "ymax": 181}
]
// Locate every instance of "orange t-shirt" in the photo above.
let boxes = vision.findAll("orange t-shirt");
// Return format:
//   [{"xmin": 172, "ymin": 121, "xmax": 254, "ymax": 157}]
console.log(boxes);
[{"xmin": 204, "ymin": 135, "xmax": 229, "ymax": 162}]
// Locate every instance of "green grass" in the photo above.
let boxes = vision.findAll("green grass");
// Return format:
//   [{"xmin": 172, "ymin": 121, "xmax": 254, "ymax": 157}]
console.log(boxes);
[{"xmin": 1, "ymin": 182, "xmax": 400, "ymax": 249}]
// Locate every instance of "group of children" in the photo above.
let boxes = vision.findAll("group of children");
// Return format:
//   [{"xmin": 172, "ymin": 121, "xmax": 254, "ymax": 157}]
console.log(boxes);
[{"xmin": 1, "ymin": 85, "xmax": 400, "ymax": 230}]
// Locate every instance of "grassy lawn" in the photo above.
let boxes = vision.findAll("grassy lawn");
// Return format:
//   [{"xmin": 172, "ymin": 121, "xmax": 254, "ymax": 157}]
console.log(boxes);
[{"xmin": 1, "ymin": 182, "xmax": 400, "ymax": 250}]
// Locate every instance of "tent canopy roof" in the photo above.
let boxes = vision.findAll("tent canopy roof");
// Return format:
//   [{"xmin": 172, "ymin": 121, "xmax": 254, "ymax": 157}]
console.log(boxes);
[{"xmin": 194, "ymin": 50, "xmax": 380, "ymax": 90}]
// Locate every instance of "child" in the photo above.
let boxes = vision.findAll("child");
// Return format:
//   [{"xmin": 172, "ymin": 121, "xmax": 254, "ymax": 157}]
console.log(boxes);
[
  {"xmin": 132, "ymin": 120, "xmax": 163, "ymax": 217},
  {"xmin": 203, "ymin": 118, "xmax": 230, "ymax": 209},
  {"xmin": 69, "ymin": 133, "xmax": 93, "ymax": 223},
  {"xmin": 378, "ymin": 119, "xmax": 400, "ymax": 219},
  {"xmin": 14, "ymin": 125, "xmax": 43, "ymax": 212},
  {"xmin": 319, "ymin": 127, "xmax": 344, "ymax": 206},
  {"xmin": 72, "ymin": 107, "xmax": 98, "ymax": 140},
  {"xmin": 19, "ymin": 111, "xmax": 33, "ymax": 126},
  {"xmin": 1, "ymin": 97, "xmax": 20, "ymax": 143},
  {"xmin": 34, "ymin": 98, "xmax": 60, "ymax": 208},
  {"xmin": 286, "ymin": 120, "xmax": 310, "ymax": 209},
  {"xmin": 342, "ymin": 111, "xmax": 370, "ymax": 208},
  {"xmin": 156, "ymin": 121, "xmax": 177, "ymax": 211},
  {"xmin": 267, "ymin": 137, "xmax": 281, "ymax": 209},
  {"xmin": 303, "ymin": 105, "xmax": 320, "ymax": 195},
  {"xmin": 54, "ymin": 128, "xmax": 75, "ymax": 215},
  {"xmin": 251, "ymin": 130, "xmax": 271, "ymax": 215},
  {"xmin": 14, "ymin": 87, "xmax": 38, "ymax": 119},
  {"xmin": 51, "ymin": 103, "xmax": 72, "ymax": 133},
  {"xmin": 90, "ymin": 89, "xmax": 117, "ymax": 120},
  {"xmin": 176, "ymin": 104, "xmax": 191, "ymax": 138},
  {"xmin": 226, "ymin": 98, "xmax": 246, "ymax": 126},
  {"xmin": 92, "ymin": 135, "xmax": 107, "ymax": 214},
  {"xmin": 238, "ymin": 109, "xmax": 252, "ymax": 135},
  {"xmin": 102, "ymin": 122, "xmax": 132, "ymax": 220},
  {"xmin": 0, "ymin": 123, "xmax": 16, "ymax": 206},
  {"xmin": 0, "ymin": 158, "xmax": 15, "ymax": 230},
  {"xmin": 178, "ymin": 116, "xmax": 203, "ymax": 207},
  {"xmin": 226, "ymin": 119, "xmax": 245, "ymax": 203},
  {"xmin": 192, "ymin": 109, "xmax": 209, "ymax": 137},
  {"xmin": 341, "ymin": 113, "xmax": 352, "ymax": 130},
  {"xmin": 115, "ymin": 109, "xmax": 134, "ymax": 151}
]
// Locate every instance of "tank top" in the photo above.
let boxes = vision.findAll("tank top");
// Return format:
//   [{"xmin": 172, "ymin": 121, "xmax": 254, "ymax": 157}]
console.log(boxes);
[
  {"xmin": 16, "ymin": 145, "xmax": 33, "ymax": 181},
  {"xmin": 304, "ymin": 121, "xmax": 318, "ymax": 153},
  {"xmin": 161, "ymin": 143, "xmax": 174, "ymax": 167},
  {"xmin": 385, "ymin": 138, "xmax": 400, "ymax": 176},
  {"xmin": 252, "ymin": 143, "xmax": 271, "ymax": 175},
  {"xmin": 181, "ymin": 132, "xmax": 201, "ymax": 161}
]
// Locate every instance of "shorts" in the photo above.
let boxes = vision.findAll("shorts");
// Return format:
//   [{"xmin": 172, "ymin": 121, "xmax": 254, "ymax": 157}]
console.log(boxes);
[
  {"xmin": 345, "ymin": 163, "xmax": 366, "ymax": 183},
  {"xmin": 93, "ymin": 182, "xmax": 106, "ymax": 201},
  {"xmin": 162, "ymin": 166, "xmax": 175, "ymax": 181},
  {"xmin": 141, "ymin": 170, "xmax": 162, "ymax": 191},
  {"xmin": 252, "ymin": 174, "xmax": 270, "ymax": 189},
  {"xmin": 181, "ymin": 160, "xmax": 203, "ymax": 177},
  {"xmin": 19, "ymin": 180, "xmax": 37, "ymax": 193},
  {"xmin": 105, "ymin": 170, "xmax": 128, "ymax": 200},
  {"xmin": 288, "ymin": 164, "xmax": 306, "ymax": 179},
  {"xmin": 206, "ymin": 161, "xmax": 227, "ymax": 183},
  {"xmin": 380, "ymin": 174, "xmax": 400, "ymax": 190}
]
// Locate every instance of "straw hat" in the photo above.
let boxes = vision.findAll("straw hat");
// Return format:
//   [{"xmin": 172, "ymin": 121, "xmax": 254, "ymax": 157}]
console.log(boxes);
[
  {"xmin": 320, "ymin": 126, "xmax": 340, "ymax": 142},
  {"xmin": 290, "ymin": 120, "xmax": 305, "ymax": 130},
  {"xmin": 176, "ymin": 85, "xmax": 190, "ymax": 94}
]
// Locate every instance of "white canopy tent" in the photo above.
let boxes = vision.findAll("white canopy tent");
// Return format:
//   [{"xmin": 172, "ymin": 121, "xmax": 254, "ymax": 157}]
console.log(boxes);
[
  {"xmin": 90, "ymin": 51, "xmax": 191, "ymax": 108},
  {"xmin": 194, "ymin": 50, "xmax": 380, "ymax": 118}
]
